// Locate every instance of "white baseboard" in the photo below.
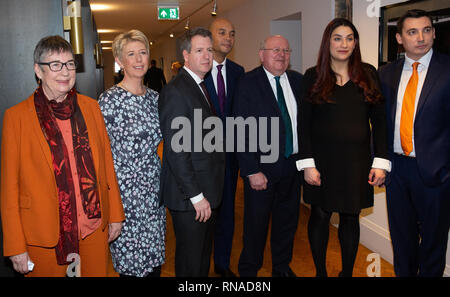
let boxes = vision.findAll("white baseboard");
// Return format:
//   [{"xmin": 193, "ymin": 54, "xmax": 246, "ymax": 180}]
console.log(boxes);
[{"xmin": 359, "ymin": 215, "xmax": 393, "ymax": 265}]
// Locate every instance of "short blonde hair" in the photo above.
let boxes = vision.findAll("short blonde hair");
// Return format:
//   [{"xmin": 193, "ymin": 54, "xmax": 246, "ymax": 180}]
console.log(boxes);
[{"xmin": 112, "ymin": 29, "xmax": 149, "ymax": 60}]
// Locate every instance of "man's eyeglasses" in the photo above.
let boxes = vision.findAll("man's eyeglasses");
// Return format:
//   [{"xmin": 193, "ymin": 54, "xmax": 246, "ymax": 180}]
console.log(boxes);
[
  {"xmin": 262, "ymin": 48, "xmax": 292, "ymax": 54},
  {"xmin": 38, "ymin": 60, "xmax": 77, "ymax": 72}
]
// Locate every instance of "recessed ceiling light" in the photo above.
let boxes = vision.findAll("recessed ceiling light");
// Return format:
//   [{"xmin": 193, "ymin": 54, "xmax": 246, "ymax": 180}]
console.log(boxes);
[
  {"xmin": 169, "ymin": 33, "xmax": 174, "ymax": 38},
  {"xmin": 90, "ymin": 4, "xmax": 112, "ymax": 11},
  {"xmin": 97, "ymin": 29, "xmax": 117, "ymax": 33}
]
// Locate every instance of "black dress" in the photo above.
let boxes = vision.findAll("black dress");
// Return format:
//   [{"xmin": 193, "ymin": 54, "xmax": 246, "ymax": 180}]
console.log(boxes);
[{"xmin": 298, "ymin": 64, "xmax": 388, "ymax": 214}]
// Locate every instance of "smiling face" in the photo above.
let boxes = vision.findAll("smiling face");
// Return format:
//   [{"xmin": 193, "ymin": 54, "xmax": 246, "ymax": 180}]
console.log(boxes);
[
  {"xmin": 329, "ymin": 25, "xmax": 356, "ymax": 63},
  {"xmin": 396, "ymin": 16, "xmax": 435, "ymax": 61},
  {"xmin": 210, "ymin": 18, "xmax": 235, "ymax": 61},
  {"xmin": 34, "ymin": 50, "xmax": 76, "ymax": 101},
  {"xmin": 183, "ymin": 35, "xmax": 213, "ymax": 79},
  {"xmin": 116, "ymin": 40, "xmax": 149, "ymax": 80},
  {"xmin": 259, "ymin": 35, "xmax": 290, "ymax": 76}
]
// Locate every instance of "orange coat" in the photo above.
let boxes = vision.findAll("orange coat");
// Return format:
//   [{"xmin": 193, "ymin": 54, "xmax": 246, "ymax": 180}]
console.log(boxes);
[{"xmin": 1, "ymin": 93, "xmax": 125, "ymax": 257}]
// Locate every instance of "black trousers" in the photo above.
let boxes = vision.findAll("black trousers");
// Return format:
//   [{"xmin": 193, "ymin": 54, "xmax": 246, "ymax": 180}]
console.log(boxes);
[
  {"xmin": 386, "ymin": 154, "xmax": 450, "ymax": 277},
  {"xmin": 238, "ymin": 173, "xmax": 301, "ymax": 276},
  {"xmin": 214, "ymin": 154, "xmax": 239, "ymax": 270},
  {"xmin": 170, "ymin": 209, "xmax": 217, "ymax": 277}
]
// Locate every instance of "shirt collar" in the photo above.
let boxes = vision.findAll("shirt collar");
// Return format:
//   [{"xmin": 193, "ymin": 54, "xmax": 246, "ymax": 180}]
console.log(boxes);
[
  {"xmin": 183, "ymin": 66, "xmax": 204, "ymax": 85},
  {"xmin": 262, "ymin": 66, "xmax": 286, "ymax": 81},
  {"xmin": 404, "ymin": 48, "xmax": 433, "ymax": 70},
  {"xmin": 213, "ymin": 58, "xmax": 227, "ymax": 69}
]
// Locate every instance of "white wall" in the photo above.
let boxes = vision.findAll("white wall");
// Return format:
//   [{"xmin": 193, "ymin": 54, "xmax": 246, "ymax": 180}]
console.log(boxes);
[
  {"xmin": 221, "ymin": 0, "xmax": 333, "ymax": 72},
  {"xmin": 152, "ymin": 0, "xmax": 333, "ymax": 74},
  {"xmin": 271, "ymin": 18, "xmax": 302, "ymax": 72},
  {"xmin": 150, "ymin": 35, "xmax": 178, "ymax": 82}
]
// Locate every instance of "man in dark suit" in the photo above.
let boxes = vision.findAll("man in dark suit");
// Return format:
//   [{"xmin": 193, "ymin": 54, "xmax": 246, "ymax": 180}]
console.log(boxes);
[
  {"xmin": 233, "ymin": 35, "xmax": 303, "ymax": 277},
  {"xmin": 378, "ymin": 9, "xmax": 450, "ymax": 277},
  {"xmin": 158, "ymin": 28, "xmax": 225, "ymax": 277},
  {"xmin": 204, "ymin": 17, "xmax": 244, "ymax": 277},
  {"xmin": 144, "ymin": 59, "xmax": 166, "ymax": 92}
]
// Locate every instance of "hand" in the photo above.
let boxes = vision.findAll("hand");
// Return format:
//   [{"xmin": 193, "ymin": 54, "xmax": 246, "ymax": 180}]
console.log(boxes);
[
  {"xmin": 193, "ymin": 198, "xmax": 211, "ymax": 223},
  {"xmin": 108, "ymin": 222, "xmax": 123, "ymax": 243},
  {"xmin": 304, "ymin": 167, "xmax": 321, "ymax": 186},
  {"xmin": 368, "ymin": 168, "xmax": 386, "ymax": 187},
  {"xmin": 10, "ymin": 252, "xmax": 31, "ymax": 274},
  {"xmin": 248, "ymin": 172, "xmax": 268, "ymax": 191}
]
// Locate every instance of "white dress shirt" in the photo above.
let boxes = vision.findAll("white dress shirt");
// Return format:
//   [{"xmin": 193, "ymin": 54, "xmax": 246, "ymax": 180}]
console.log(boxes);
[
  {"xmin": 393, "ymin": 49, "xmax": 433, "ymax": 157},
  {"xmin": 262, "ymin": 67, "xmax": 299, "ymax": 155},
  {"xmin": 211, "ymin": 59, "xmax": 228, "ymax": 95}
]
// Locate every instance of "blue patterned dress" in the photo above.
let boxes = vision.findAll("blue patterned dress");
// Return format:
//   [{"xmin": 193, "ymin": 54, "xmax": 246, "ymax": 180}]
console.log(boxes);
[{"xmin": 99, "ymin": 85, "xmax": 165, "ymax": 277}]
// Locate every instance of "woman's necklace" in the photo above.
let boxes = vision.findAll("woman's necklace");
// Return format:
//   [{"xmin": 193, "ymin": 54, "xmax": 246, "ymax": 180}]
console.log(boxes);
[{"xmin": 118, "ymin": 81, "xmax": 146, "ymax": 96}]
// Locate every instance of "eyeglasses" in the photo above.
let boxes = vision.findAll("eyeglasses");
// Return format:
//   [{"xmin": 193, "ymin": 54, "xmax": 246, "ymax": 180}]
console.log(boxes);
[
  {"xmin": 38, "ymin": 60, "xmax": 77, "ymax": 72},
  {"xmin": 262, "ymin": 48, "xmax": 292, "ymax": 54}
]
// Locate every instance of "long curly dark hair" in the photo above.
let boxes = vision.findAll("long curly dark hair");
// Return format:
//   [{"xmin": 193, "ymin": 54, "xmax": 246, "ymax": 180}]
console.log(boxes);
[{"xmin": 308, "ymin": 18, "xmax": 382, "ymax": 104}]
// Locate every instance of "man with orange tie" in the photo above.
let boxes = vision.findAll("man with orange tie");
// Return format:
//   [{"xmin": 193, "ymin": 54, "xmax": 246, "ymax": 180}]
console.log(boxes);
[{"xmin": 378, "ymin": 9, "xmax": 450, "ymax": 277}]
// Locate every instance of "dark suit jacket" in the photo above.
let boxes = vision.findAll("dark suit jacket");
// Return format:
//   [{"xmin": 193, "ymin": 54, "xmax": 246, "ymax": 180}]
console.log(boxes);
[
  {"xmin": 158, "ymin": 68, "xmax": 226, "ymax": 211},
  {"xmin": 378, "ymin": 51, "xmax": 450, "ymax": 186},
  {"xmin": 144, "ymin": 66, "xmax": 166, "ymax": 93},
  {"xmin": 204, "ymin": 59, "xmax": 244, "ymax": 185},
  {"xmin": 204, "ymin": 59, "xmax": 245, "ymax": 119},
  {"xmin": 233, "ymin": 66, "xmax": 303, "ymax": 182}
]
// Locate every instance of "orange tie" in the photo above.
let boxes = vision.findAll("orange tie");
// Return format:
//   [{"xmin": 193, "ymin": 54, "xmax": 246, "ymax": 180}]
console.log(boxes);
[{"xmin": 400, "ymin": 62, "xmax": 419, "ymax": 156}]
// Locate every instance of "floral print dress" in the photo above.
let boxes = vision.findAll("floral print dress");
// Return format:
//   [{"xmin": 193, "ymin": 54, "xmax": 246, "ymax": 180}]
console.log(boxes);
[{"xmin": 99, "ymin": 85, "xmax": 165, "ymax": 277}]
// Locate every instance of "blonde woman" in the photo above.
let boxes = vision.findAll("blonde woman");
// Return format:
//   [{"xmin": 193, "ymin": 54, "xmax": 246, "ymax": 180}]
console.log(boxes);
[{"xmin": 98, "ymin": 30, "xmax": 165, "ymax": 277}]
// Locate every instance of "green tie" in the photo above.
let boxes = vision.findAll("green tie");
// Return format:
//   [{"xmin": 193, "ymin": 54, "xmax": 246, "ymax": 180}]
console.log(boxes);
[{"xmin": 274, "ymin": 76, "xmax": 293, "ymax": 158}]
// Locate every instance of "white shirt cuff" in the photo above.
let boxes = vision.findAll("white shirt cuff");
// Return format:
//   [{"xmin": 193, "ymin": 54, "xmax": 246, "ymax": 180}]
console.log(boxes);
[
  {"xmin": 372, "ymin": 157, "xmax": 392, "ymax": 172},
  {"xmin": 190, "ymin": 193, "xmax": 204, "ymax": 205},
  {"xmin": 296, "ymin": 158, "xmax": 316, "ymax": 171}
]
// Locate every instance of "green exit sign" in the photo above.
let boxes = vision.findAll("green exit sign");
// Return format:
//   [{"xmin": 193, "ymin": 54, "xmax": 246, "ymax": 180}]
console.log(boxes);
[{"xmin": 158, "ymin": 7, "xmax": 179, "ymax": 20}]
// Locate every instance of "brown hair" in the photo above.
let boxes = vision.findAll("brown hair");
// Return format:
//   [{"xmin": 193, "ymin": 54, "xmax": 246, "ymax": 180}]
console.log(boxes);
[{"xmin": 308, "ymin": 18, "xmax": 382, "ymax": 104}]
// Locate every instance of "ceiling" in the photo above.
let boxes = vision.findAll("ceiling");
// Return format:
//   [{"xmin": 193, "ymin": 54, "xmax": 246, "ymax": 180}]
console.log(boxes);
[{"xmin": 88, "ymin": 0, "xmax": 246, "ymax": 48}]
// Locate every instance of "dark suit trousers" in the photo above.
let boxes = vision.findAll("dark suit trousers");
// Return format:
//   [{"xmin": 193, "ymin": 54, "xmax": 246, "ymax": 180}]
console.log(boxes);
[
  {"xmin": 238, "ymin": 173, "xmax": 301, "ymax": 276},
  {"xmin": 170, "ymin": 209, "xmax": 217, "ymax": 277},
  {"xmin": 386, "ymin": 154, "xmax": 450, "ymax": 277},
  {"xmin": 213, "ymin": 153, "xmax": 239, "ymax": 270}
]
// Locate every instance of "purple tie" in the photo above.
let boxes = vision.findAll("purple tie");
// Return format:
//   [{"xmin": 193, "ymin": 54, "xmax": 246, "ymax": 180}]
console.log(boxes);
[{"xmin": 216, "ymin": 64, "xmax": 226, "ymax": 114}]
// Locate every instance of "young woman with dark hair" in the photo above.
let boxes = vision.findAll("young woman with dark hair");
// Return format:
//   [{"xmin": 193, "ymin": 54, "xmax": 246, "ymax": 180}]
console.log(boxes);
[{"xmin": 297, "ymin": 18, "xmax": 390, "ymax": 277}]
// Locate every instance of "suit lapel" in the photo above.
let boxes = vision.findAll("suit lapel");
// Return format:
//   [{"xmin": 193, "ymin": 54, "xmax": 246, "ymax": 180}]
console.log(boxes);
[
  {"xmin": 225, "ymin": 60, "xmax": 238, "ymax": 117},
  {"xmin": 257, "ymin": 66, "xmax": 282, "ymax": 117},
  {"xmin": 180, "ymin": 68, "xmax": 214, "ymax": 115},
  {"xmin": 203, "ymin": 71, "xmax": 221, "ymax": 116},
  {"xmin": 415, "ymin": 52, "xmax": 441, "ymax": 117},
  {"xmin": 390, "ymin": 59, "xmax": 404, "ymax": 124}
]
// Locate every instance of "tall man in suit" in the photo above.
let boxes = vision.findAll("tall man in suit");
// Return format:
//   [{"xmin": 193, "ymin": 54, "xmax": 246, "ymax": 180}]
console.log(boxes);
[
  {"xmin": 233, "ymin": 35, "xmax": 303, "ymax": 277},
  {"xmin": 204, "ymin": 17, "xmax": 244, "ymax": 277},
  {"xmin": 378, "ymin": 9, "xmax": 450, "ymax": 277},
  {"xmin": 158, "ymin": 28, "xmax": 225, "ymax": 277}
]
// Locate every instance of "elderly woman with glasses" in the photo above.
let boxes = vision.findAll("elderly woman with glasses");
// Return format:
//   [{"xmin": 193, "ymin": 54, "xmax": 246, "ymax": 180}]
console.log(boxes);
[
  {"xmin": 1, "ymin": 35, "xmax": 125, "ymax": 277},
  {"xmin": 98, "ymin": 30, "xmax": 166, "ymax": 277}
]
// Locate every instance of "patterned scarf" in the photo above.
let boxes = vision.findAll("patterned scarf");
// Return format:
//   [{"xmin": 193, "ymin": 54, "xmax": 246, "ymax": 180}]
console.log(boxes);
[{"xmin": 34, "ymin": 86, "xmax": 101, "ymax": 265}]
